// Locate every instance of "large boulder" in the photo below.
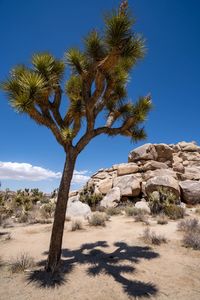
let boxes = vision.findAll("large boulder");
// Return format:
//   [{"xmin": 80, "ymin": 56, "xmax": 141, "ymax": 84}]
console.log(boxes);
[
  {"xmin": 145, "ymin": 175, "xmax": 180, "ymax": 199},
  {"xmin": 97, "ymin": 177, "xmax": 113, "ymax": 194},
  {"xmin": 113, "ymin": 174, "xmax": 141, "ymax": 196},
  {"xmin": 140, "ymin": 161, "xmax": 169, "ymax": 172},
  {"xmin": 128, "ymin": 143, "xmax": 157, "ymax": 162},
  {"xmin": 179, "ymin": 180, "xmax": 200, "ymax": 204},
  {"xmin": 66, "ymin": 195, "xmax": 91, "ymax": 218},
  {"xmin": 143, "ymin": 169, "xmax": 177, "ymax": 181},
  {"xmin": 100, "ymin": 187, "xmax": 121, "ymax": 208},
  {"xmin": 154, "ymin": 144, "xmax": 173, "ymax": 162},
  {"xmin": 177, "ymin": 141, "xmax": 200, "ymax": 152},
  {"xmin": 135, "ymin": 199, "xmax": 150, "ymax": 213},
  {"xmin": 115, "ymin": 163, "xmax": 139, "ymax": 176}
]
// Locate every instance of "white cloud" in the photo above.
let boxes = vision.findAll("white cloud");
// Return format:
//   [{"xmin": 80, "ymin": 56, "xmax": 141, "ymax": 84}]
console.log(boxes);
[
  {"xmin": 72, "ymin": 170, "xmax": 90, "ymax": 185},
  {"xmin": 0, "ymin": 161, "xmax": 90, "ymax": 185}
]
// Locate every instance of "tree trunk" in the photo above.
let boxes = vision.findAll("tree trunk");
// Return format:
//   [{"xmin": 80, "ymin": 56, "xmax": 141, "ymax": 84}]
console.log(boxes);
[{"xmin": 46, "ymin": 149, "xmax": 76, "ymax": 272}]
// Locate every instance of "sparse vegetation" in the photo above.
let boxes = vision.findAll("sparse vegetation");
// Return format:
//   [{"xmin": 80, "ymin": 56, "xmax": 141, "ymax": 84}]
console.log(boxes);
[
  {"xmin": 195, "ymin": 208, "xmax": 200, "ymax": 215},
  {"xmin": 71, "ymin": 219, "xmax": 83, "ymax": 231},
  {"xmin": 106, "ymin": 207, "xmax": 122, "ymax": 216},
  {"xmin": 124, "ymin": 206, "xmax": 138, "ymax": 217},
  {"xmin": 9, "ymin": 253, "xmax": 35, "ymax": 273},
  {"xmin": 164, "ymin": 205, "xmax": 185, "ymax": 220},
  {"xmin": 80, "ymin": 184, "xmax": 103, "ymax": 210},
  {"xmin": 183, "ymin": 232, "xmax": 200, "ymax": 250},
  {"xmin": 157, "ymin": 214, "xmax": 168, "ymax": 225},
  {"xmin": 134, "ymin": 211, "xmax": 149, "ymax": 224},
  {"xmin": 177, "ymin": 218, "xmax": 200, "ymax": 250},
  {"xmin": 88, "ymin": 212, "xmax": 108, "ymax": 226},
  {"xmin": 141, "ymin": 227, "xmax": 167, "ymax": 245},
  {"xmin": 148, "ymin": 187, "xmax": 184, "ymax": 219}
]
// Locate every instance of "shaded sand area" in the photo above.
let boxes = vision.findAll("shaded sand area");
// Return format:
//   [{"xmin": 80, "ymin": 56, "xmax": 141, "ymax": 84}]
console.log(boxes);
[{"xmin": 0, "ymin": 213, "xmax": 200, "ymax": 300}]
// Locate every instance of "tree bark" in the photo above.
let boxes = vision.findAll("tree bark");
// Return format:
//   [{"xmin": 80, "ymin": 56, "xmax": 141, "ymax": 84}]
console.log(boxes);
[{"xmin": 46, "ymin": 149, "xmax": 76, "ymax": 272}]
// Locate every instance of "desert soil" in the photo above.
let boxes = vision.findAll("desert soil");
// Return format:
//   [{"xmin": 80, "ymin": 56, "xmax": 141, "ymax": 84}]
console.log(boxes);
[{"xmin": 0, "ymin": 211, "xmax": 200, "ymax": 300}]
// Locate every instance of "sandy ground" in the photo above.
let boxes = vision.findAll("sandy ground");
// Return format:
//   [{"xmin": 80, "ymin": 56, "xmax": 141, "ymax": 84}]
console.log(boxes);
[{"xmin": 0, "ymin": 212, "xmax": 200, "ymax": 300}]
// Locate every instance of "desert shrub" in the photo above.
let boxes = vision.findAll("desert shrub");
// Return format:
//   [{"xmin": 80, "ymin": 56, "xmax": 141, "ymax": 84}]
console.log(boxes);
[
  {"xmin": 106, "ymin": 207, "xmax": 121, "ymax": 216},
  {"xmin": 9, "ymin": 253, "xmax": 35, "ymax": 273},
  {"xmin": 164, "ymin": 205, "xmax": 185, "ymax": 220},
  {"xmin": 134, "ymin": 210, "xmax": 149, "ymax": 224},
  {"xmin": 141, "ymin": 227, "xmax": 167, "ymax": 245},
  {"xmin": 177, "ymin": 218, "xmax": 200, "ymax": 233},
  {"xmin": 80, "ymin": 184, "xmax": 103, "ymax": 209},
  {"xmin": 65, "ymin": 216, "xmax": 71, "ymax": 222},
  {"xmin": 2, "ymin": 218, "xmax": 14, "ymax": 228},
  {"xmin": 148, "ymin": 187, "xmax": 179, "ymax": 215},
  {"xmin": 195, "ymin": 208, "xmax": 200, "ymax": 215},
  {"xmin": 157, "ymin": 214, "xmax": 168, "ymax": 225},
  {"xmin": 124, "ymin": 206, "xmax": 138, "ymax": 216},
  {"xmin": 88, "ymin": 212, "xmax": 108, "ymax": 226},
  {"xmin": 40, "ymin": 202, "xmax": 55, "ymax": 218},
  {"xmin": 183, "ymin": 232, "xmax": 200, "ymax": 250},
  {"xmin": 71, "ymin": 219, "xmax": 83, "ymax": 231}
]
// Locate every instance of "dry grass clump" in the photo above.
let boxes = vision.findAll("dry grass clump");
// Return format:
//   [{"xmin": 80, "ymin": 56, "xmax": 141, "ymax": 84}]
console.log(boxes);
[
  {"xmin": 177, "ymin": 218, "xmax": 200, "ymax": 232},
  {"xmin": 71, "ymin": 219, "xmax": 83, "ymax": 231},
  {"xmin": 134, "ymin": 210, "xmax": 149, "ymax": 224},
  {"xmin": 177, "ymin": 218, "xmax": 200, "ymax": 250},
  {"xmin": 106, "ymin": 207, "xmax": 122, "ymax": 216},
  {"xmin": 141, "ymin": 227, "xmax": 167, "ymax": 246},
  {"xmin": 157, "ymin": 214, "xmax": 168, "ymax": 225},
  {"xmin": 183, "ymin": 232, "xmax": 200, "ymax": 250},
  {"xmin": 88, "ymin": 212, "xmax": 108, "ymax": 227},
  {"xmin": 65, "ymin": 216, "xmax": 71, "ymax": 222},
  {"xmin": 9, "ymin": 252, "xmax": 35, "ymax": 273},
  {"xmin": 124, "ymin": 206, "xmax": 138, "ymax": 217},
  {"xmin": 195, "ymin": 208, "xmax": 200, "ymax": 215}
]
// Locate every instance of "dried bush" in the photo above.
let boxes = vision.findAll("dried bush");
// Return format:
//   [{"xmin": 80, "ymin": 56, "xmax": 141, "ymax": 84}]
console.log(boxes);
[
  {"xmin": 9, "ymin": 253, "xmax": 35, "ymax": 273},
  {"xmin": 177, "ymin": 218, "xmax": 200, "ymax": 232},
  {"xmin": 106, "ymin": 207, "xmax": 121, "ymax": 216},
  {"xmin": 65, "ymin": 216, "xmax": 71, "ymax": 222},
  {"xmin": 195, "ymin": 208, "xmax": 200, "ymax": 215},
  {"xmin": 134, "ymin": 211, "xmax": 149, "ymax": 224},
  {"xmin": 71, "ymin": 219, "xmax": 83, "ymax": 231},
  {"xmin": 88, "ymin": 212, "xmax": 108, "ymax": 226},
  {"xmin": 157, "ymin": 214, "xmax": 168, "ymax": 225},
  {"xmin": 141, "ymin": 227, "xmax": 167, "ymax": 245},
  {"xmin": 183, "ymin": 232, "xmax": 200, "ymax": 250}
]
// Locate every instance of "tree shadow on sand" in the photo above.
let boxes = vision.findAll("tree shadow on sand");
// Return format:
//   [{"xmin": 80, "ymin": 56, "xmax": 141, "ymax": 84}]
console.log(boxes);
[{"xmin": 26, "ymin": 241, "xmax": 159, "ymax": 298}]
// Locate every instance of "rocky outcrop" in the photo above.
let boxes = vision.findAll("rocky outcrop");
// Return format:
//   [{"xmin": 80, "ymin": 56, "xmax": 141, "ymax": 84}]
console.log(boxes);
[
  {"xmin": 145, "ymin": 175, "xmax": 180, "ymax": 199},
  {"xmin": 79, "ymin": 141, "xmax": 200, "ymax": 208},
  {"xmin": 179, "ymin": 180, "xmax": 200, "ymax": 204}
]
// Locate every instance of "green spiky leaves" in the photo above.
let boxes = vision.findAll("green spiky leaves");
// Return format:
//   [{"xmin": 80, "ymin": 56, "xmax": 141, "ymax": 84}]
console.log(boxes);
[
  {"xmin": 64, "ymin": 49, "xmax": 88, "ymax": 74},
  {"xmin": 84, "ymin": 31, "xmax": 106, "ymax": 61},
  {"xmin": 2, "ymin": 69, "xmax": 47, "ymax": 113},
  {"xmin": 32, "ymin": 53, "xmax": 65, "ymax": 87}
]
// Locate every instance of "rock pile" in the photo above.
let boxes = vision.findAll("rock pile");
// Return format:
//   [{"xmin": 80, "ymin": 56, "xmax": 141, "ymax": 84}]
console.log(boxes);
[{"xmin": 66, "ymin": 141, "xmax": 200, "ymax": 216}]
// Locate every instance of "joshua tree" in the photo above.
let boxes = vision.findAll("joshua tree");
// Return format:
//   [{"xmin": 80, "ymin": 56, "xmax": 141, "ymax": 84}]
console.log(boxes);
[{"xmin": 1, "ymin": 1, "xmax": 152, "ymax": 272}]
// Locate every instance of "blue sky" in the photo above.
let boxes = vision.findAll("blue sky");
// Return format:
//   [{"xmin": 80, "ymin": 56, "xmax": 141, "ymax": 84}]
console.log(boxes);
[{"xmin": 0, "ymin": 0, "xmax": 200, "ymax": 192}]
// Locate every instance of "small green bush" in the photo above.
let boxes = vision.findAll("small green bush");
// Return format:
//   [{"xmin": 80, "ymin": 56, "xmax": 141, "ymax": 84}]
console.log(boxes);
[
  {"xmin": 80, "ymin": 184, "xmax": 103, "ymax": 209},
  {"xmin": 88, "ymin": 212, "xmax": 108, "ymax": 226},
  {"xmin": 164, "ymin": 205, "xmax": 185, "ymax": 220},
  {"xmin": 106, "ymin": 207, "xmax": 121, "ymax": 216},
  {"xmin": 40, "ymin": 202, "xmax": 55, "ymax": 218}
]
